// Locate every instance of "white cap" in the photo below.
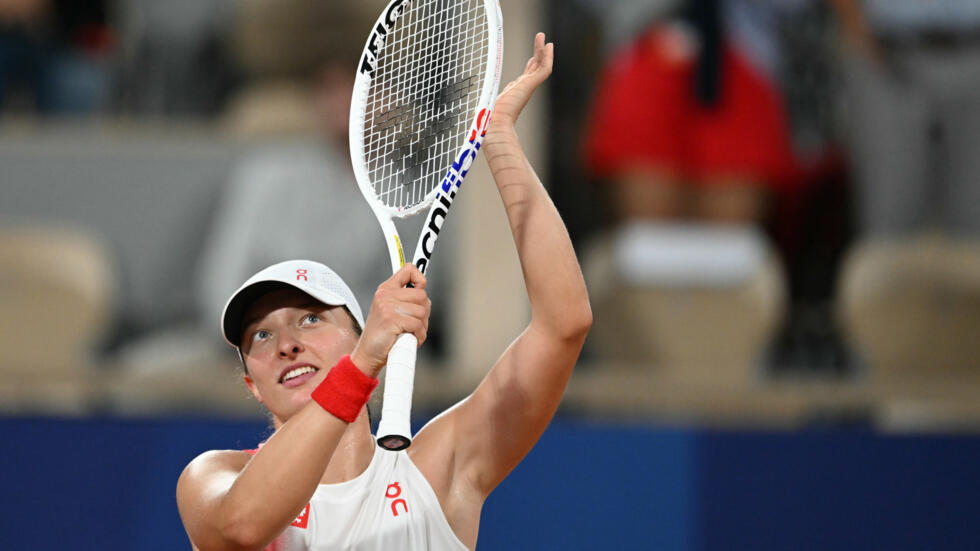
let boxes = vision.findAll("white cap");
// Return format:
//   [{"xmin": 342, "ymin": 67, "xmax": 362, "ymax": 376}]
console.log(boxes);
[{"xmin": 221, "ymin": 259, "xmax": 365, "ymax": 347}]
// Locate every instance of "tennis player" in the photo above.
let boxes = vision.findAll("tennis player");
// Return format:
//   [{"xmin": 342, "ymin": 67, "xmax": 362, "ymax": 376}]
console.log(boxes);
[{"xmin": 177, "ymin": 34, "xmax": 590, "ymax": 551}]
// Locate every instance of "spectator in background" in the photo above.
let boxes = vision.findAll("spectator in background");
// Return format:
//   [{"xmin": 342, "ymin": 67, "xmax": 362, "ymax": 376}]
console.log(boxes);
[
  {"xmin": 195, "ymin": 0, "xmax": 391, "ymax": 347},
  {"xmin": 0, "ymin": 0, "xmax": 112, "ymax": 115},
  {"xmin": 219, "ymin": 0, "xmax": 379, "ymax": 138},
  {"xmin": 112, "ymin": 0, "xmax": 237, "ymax": 116},
  {"xmin": 584, "ymin": 0, "xmax": 802, "ymax": 286},
  {"xmin": 830, "ymin": 0, "xmax": 980, "ymax": 378},
  {"xmin": 580, "ymin": 0, "xmax": 807, "ymax": 371},
  {"xmin": 830, "ymin": 0, "xmax": 980, "ymax": 238}
]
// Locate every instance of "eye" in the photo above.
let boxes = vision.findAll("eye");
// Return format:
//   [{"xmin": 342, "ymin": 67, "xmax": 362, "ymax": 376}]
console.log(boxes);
[
  {"xmin": 251, "ymin": 329, "xmax": 271, "ymax": 343},
  {"xmin": 301, "ymin": 313, "xmax": 321, "ymax": 325}
]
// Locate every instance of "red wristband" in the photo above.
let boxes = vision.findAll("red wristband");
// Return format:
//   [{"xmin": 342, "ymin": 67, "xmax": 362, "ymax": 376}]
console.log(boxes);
[{"xmin": 311, "ymin": 355, "xmax": 379, "ymax": 423}]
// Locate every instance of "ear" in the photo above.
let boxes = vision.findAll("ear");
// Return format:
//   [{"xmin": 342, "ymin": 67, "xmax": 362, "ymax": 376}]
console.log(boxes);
[{"xmin": 243, "ymin": 375, "xmax": 263, "ymax": 403}]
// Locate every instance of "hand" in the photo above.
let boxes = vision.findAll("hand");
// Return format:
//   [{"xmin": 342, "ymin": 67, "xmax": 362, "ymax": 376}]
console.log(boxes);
[
  {"xmin": 350, "ymin": 264, "xmax": 431, "ymax": 377},
  {"xmin": 487, "ymin": 32, "xmax": 554, "ymax": 133}
]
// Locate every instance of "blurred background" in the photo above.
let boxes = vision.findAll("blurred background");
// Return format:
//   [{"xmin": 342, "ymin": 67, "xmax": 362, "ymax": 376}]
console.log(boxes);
[{"xmin": 1, "ymin": 0, "xmax": 978, "ymax": 549}]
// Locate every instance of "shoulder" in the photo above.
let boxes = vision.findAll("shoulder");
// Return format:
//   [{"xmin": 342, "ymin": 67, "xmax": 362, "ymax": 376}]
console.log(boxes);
[
  {"xmin": 186, "ymin": 448, "xmax": 253, "ymax": 468},
  {"xmin": 178, "ymin": 449, "xmax": 252, "ymax": 492},
  {"xmin": 176, "ymin": 449, "xmax": 255, "ymax": 550}
]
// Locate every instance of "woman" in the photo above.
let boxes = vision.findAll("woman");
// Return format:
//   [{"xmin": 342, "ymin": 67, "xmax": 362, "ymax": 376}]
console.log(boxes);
[{"xmin": 177, "ymin": 33, "xmax": 591, "ymax": 550}]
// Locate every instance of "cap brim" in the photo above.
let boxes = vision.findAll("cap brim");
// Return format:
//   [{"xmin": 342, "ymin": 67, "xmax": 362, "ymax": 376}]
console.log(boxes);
[
  {"xmin": 220, "ymin": 260, "xmax": 365, "ymax": 348},
  {"xmin": 222, "ymin": 281, "xmax": 296, "ymax": 347}
]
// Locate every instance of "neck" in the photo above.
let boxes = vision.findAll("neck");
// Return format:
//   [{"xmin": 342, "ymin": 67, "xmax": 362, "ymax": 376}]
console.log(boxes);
[
  {"xmin": 272, "ymin": 406, "xmax": 377, "ymax": 484},
  {"xmin": 325, "ymin": 410, "xmax": 376, "ymax": 483}
]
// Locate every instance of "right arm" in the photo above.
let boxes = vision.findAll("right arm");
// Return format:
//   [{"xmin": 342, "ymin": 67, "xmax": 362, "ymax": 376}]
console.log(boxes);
[
  {"xmin": 176, "ymin": 406, "xmax": 354, "ymax": 551},
  {"xmin": 177, "ymin": 265, "xmax": 430, "ymax": 550}
]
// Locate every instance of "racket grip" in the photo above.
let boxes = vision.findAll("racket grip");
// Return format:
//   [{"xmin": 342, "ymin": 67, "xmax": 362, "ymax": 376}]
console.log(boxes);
[{"xmin": 376, "ymin": 332, "xmax": 417, "ymax": 451}]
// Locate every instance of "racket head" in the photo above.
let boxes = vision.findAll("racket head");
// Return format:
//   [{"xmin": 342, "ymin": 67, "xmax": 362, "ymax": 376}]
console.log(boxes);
[{"xmin": 349, "ymin": 0, "xmax": 503, "ymax": 221}]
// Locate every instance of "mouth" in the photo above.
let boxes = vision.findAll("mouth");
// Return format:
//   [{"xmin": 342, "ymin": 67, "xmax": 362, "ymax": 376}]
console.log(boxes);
[{"xmin": 279, "ymin": 364, "xmax": 320, "ymax": 387}]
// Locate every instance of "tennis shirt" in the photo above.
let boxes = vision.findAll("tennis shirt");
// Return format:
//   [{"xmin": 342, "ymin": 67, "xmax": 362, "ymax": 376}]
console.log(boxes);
[{"xmin": 253, "ymin": 444, "xmax": 468, "ymax": 551}]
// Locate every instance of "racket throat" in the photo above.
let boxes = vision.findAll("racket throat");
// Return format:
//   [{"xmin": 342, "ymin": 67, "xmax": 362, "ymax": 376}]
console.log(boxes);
[
  {"xmin": 393, "ymin": 234, "xmax": 407, "ymax": 267},
  {"xmin": 414, "ymin": 189, "xmax": 456, "ymax": 274}
]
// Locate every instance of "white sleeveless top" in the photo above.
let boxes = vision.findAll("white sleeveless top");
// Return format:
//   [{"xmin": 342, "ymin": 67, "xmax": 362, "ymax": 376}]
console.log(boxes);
[{"xmin": 262, "ymin": 445, "xmax": 469, "ymax": 551}]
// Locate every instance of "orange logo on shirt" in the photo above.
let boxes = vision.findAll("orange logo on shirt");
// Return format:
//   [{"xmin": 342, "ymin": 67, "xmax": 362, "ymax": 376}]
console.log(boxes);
[
  {"xmin": 291, "ymin": 503, "xmax": 311, "ymax": 529},
  {"xmin": 386, "ymin": 482, "xmax": 409, "ymax": 517}
]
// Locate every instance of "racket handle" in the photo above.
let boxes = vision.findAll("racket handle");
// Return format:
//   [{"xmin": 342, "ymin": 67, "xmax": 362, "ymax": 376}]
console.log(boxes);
[{"xmin": 376, "ymin": 332, "xmax": 417, "ymax": 451}]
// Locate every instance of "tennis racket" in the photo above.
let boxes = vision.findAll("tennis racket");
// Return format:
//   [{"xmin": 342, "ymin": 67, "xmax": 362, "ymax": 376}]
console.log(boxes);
[{"xmin": 350, "ymin": 0, "xmax": 503, "ymax": 450}]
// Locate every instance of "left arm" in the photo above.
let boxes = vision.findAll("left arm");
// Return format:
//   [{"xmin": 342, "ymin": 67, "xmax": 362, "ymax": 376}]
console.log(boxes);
[{"xmin": 415, "ymin": 34, "xmax": 591, "ymax": 501}]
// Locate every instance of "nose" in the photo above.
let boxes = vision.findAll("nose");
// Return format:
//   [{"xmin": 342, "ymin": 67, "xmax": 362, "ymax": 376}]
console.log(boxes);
[{"xmin": 277, "ymin": 330, "xmax": 304, "ymax": 359}]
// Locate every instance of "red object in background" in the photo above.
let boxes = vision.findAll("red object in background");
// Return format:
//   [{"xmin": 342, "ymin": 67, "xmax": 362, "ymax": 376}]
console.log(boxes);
[
  {"xmin": 74, "ymin": 24, "xmax": 114, "ymax": 55},
  {"xmin": 584, "ymin": 27, "xmax": 799, "ymax": 192}
]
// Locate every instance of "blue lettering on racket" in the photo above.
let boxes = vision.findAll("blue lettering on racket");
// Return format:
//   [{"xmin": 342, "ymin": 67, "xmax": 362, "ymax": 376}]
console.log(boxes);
[
  {"xmin": 415, "ymin": 106, "xmax": 491, "ymax": 273},
  {"xmin": 417, "ymin": 137, "xmax": 485, "ymax": 272}
]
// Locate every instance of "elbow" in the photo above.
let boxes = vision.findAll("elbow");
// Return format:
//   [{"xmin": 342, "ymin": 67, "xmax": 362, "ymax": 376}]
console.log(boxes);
[
  {"xmin": 532, "ymin": 293, "xmax": 593, "ymax": 343},
  {"xmin": 219, "ymin": 527, "xmax": 266, "ymax": 551},
  {"xmin": 177, "ymin": 452, "xmax": 274, "ymax": 551},
  {"xmin": 559, "ymin": 301, "xmax": 593, "ymax": 343},
  {"xmin": 214, "ymin": 510, "xmax": 271, "ymax": 551},
  {"xmin": 575, "ymin": 304, "xmax": 594, "ymax": 340},
  {"xmin": 189, "ymin": 527, "xmax": 266, "ymax": 551}
]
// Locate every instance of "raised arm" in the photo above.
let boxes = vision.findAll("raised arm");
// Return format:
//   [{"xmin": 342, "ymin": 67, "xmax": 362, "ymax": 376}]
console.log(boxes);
[
  {"xmin": 415, "ymin": 34, "xmax": 591, "ymax": 503},
  {"xmin": 482, "ymin": 35, "xmax": 592, "ymax": 359}
]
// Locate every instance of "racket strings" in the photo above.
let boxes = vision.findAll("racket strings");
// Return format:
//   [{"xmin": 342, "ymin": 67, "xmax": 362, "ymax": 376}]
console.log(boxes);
[{"xmin": 363, "ymin": 0, "xmax": 489, "ymax": 213}]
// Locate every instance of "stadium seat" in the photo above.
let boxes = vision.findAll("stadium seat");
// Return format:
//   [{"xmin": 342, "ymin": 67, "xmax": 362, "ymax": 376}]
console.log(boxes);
[
  {"xmin": 839, "ymin": 235, "xmax": 980, "ymax": 382},
  {"xmin": 838, "ymin": 235, "xmax": 980, "ymax": 428},
  {"xmin": 583, "ymin": 229, "xmax": 786, "ymax": 387},
  {"xmin": 0, "ymin": 226, "xmax": 115, "ymax": 413}
]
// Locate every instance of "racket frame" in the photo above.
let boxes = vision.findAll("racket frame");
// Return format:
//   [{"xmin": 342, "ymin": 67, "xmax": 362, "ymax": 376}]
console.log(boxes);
[{"xmin": 349, "ymin": 0, "xmax": 503, "ymax": 450}]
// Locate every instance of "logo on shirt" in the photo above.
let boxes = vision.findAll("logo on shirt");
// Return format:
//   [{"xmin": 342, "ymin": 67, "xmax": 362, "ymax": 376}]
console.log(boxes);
[
  {"xmin": 386, "ymin": 482, "xmax": 409, "ymax": 517},
  {"xmin": 291, "ymin": 503, "xmax": 311, "ymax": 529}
]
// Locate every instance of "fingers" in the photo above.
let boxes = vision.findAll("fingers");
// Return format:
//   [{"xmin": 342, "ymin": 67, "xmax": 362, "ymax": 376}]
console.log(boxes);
[
  {"xmin": 392, "ymin": 302, "xmax": 430, "ymax": 344},
  {"xmin": 371, "ymin": 287, "xmax": 431, "ymax": 345},
  {"xmin": 528, "ymin": 32, "xmax": 553, "ymax": 80},
  {"xmin": 383, "ymin": 263, "xmax": 427, "ymax": 290},
  {"xmin": 372, "ymin": 286, "xmax": 429, "ymax": 312},
  {"xmin": 352, "ymin": 265, "xmax": 432, "ymax": 375},
  {"xmin": 373, "ymin": 265, "xmax": 430, "ymax": 336},
  {"xmin": 488, "ymin": 32, "xmax": 554, "ymax": 129},
  {"xmin": 533, "ymin": 32, "xmax": 549, "ymax": 64}
]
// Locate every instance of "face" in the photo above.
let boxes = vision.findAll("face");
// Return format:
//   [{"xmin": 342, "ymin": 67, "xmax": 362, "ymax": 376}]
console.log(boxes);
[{"xmin": 239, "ymin": 288, "xmax": 360, "ymax": 425}]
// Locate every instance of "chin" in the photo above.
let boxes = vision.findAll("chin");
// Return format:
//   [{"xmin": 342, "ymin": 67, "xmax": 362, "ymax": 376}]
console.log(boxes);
[
  {"xmin": 271, "ymin": 394, "xmax": 313, "ymax": 424},
  {"xmin": 291, "ymin": 392, "xmax": 314, "ymax": 410}
]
